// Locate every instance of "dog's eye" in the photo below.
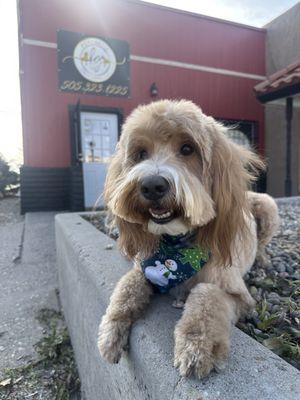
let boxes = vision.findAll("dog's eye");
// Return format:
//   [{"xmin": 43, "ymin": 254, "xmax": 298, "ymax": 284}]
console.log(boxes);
[
  {"xmin": 137, "ymin": 149, "xmax": 148, "ymax": 161},
  {"xmin": 180, "ymin": 143, "xmax": 194, "ymax": 156}
]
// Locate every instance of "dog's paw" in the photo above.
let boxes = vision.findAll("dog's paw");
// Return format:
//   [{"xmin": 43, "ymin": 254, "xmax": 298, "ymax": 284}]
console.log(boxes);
[
  {"xmin": 97, "ymin": 317, "xmax": 130, "ymax": 364},
  {"xmin": 174, "ymin": 331, "xmax": 229, "ymax": 379}
]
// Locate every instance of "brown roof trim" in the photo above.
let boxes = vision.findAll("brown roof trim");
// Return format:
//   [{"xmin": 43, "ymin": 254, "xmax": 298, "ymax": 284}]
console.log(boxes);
[
  {"xmin": 121, "ymin": 0, "xmax": 266, "ymax": 32},
  {"xmin": 254, "ymin": 60, "xmax": 300, "ymax": 92},
  {"xmin": 254, "ymin": 60, "xmax": 300, "ymax": 103}
]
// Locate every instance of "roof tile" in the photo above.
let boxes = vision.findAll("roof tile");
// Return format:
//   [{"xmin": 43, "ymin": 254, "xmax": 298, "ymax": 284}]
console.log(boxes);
[{"xmin": 254, "ymin": 60, "xmax": 300, "ymax": 95}]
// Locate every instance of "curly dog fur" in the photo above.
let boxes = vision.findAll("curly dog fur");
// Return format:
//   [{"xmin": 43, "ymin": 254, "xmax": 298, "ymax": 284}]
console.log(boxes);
[{"xmin": 98, "ymin": 99, "xmax": 279, "ymax": 378}]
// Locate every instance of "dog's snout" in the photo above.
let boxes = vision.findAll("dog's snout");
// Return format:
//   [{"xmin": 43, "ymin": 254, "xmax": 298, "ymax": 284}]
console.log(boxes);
[{"xmin": 140, "ymin": 175, "xmax": 169, "ymax": 201}]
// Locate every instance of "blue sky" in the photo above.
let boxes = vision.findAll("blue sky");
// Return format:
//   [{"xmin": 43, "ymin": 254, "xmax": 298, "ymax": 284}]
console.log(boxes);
[{"xmin": 0, "ymin": 0, "xmax": 298, "ymax": 163}]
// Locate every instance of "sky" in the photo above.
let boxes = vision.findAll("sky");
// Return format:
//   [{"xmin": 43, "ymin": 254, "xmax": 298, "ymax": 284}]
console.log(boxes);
[
  {"xmin": 0, "ymin": 0, "xmax": 22, "ymax": 167},
  {"xmin": 0, "ymin": 0, "xmax": 299, "ymax": 166},
  {"xmin": 143, "ymin": 0, "xmax": 300, "ymax": 27}
]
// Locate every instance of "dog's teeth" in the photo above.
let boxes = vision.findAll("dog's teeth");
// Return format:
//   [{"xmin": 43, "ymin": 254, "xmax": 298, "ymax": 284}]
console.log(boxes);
[{"xmin": 149, "ymin": 210, "xmax": 172, "ymax": 219}]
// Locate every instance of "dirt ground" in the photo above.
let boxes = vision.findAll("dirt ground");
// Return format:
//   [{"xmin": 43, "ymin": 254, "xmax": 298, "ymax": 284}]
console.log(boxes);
[
  {"xmin": 0, "ymin": 197, "xmax": 23, "ymax": 226},
  {"xmin": 0, "ymin": 198, "xmax": 80, "ymax": 399}
]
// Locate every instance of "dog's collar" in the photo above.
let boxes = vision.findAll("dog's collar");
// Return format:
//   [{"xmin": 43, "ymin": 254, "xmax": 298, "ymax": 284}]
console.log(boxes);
[
  {"xmin": 160, "ymin": 229, "xmax": 199, "ymax": 248},
  {"xmin": 141, "ymin": 229, "xmax": 209, "ymax": 293}
]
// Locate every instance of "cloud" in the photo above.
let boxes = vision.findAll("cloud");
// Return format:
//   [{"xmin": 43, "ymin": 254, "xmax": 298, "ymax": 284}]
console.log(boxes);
[{"xmin": 146, "ymin": 0, "xmax": 299, "ymax": 27}]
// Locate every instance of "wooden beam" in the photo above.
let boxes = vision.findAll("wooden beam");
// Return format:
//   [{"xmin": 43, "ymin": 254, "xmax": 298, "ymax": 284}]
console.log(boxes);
[{"xmin": 285, "ymin": 97, "xmax": 293, "ymax": 196}]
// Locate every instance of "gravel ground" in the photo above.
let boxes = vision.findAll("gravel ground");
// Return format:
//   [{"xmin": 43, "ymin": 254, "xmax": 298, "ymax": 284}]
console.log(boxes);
[
  {"xmin": 86, "ymin": 199, "xmax": 300, "ymax": 370},
  {"xmin": 240, "ymin": 200, "xmax": 300, "ymax": 370}
]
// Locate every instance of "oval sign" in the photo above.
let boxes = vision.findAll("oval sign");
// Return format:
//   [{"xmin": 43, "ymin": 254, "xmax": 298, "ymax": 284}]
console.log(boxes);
[{"xmin": 73, "ymin": 37, "xmax": 117, "ymax": 83}]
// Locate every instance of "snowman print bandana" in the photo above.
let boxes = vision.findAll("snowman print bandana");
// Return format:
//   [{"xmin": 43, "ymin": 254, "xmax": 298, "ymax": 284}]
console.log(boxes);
[{"xmin": 141, "ymin": 231, "xmax": 209, "ymax": 293}]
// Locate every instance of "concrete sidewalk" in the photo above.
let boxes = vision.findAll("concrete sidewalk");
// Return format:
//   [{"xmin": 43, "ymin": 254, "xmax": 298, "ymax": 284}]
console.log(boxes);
[{"xmin": 0, "ymin": 212, "xmax": 59, "ymax": 377}]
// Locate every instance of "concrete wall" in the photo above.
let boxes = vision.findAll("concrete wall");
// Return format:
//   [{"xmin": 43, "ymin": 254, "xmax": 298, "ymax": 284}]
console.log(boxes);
[
  {"xmin": 55, "ymin": 212, "xmax": 300, "ymax": 400},
  {"xmin": 265, "ymin": 103, "xmax": 300, "ymax": 196},
  {"xmin": 265, "ymin": 3, "xmax": 300, "ymax": 196},
  {"xmin": 265, "ymin": 3, "xmax": 300, "ymax": 74}
]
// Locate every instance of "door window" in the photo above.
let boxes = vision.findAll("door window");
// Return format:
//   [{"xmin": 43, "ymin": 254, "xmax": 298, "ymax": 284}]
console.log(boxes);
[
  {"xmin": 226, "ymin": 129, "xmax": 251, "ymax": 149},
  {"xmin": 81, "ymin": 115, "xmax": 116, "ymax": 163},
  {"xmin": 79, "ymin": 111, "xmax": 119, "ymax": 208},
  {"xmin": 217, "ymin": 119, "xmax": 256, "ymax": 148}
]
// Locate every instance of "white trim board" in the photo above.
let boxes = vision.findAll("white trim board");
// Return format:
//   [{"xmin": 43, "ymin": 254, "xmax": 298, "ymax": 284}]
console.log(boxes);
[
  {"xmin": 22, "ymin": 37, "xmax": 266, "ymax": 81},
  {"xmin": 130, "ymin": 55, "xmax": 265, "ymax": 80},
  {"xmin": 22, "ymin": 37, "xmax": 57, "ymax": 49}
]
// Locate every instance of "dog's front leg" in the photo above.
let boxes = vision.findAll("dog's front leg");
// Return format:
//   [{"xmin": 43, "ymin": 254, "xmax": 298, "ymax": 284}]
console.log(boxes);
[
  {"xmin": 174, "ymin": 283, "xmax": 238, "ymax": 378},
  {"xmin": 98, "ymin": 266, "xmax": 153, "ymax": 363}
]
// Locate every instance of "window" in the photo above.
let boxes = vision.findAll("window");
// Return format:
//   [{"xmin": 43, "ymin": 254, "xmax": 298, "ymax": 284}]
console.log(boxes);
[{"xmin": 226, "ymin": 129, "xmax": 251, "ymax": 149}]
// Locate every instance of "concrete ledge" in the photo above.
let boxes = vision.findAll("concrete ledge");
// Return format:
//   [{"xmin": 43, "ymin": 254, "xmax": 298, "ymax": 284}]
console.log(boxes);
[{"xmin": 55, "ymin": 213, "xmax": 300, "ymax": 400}]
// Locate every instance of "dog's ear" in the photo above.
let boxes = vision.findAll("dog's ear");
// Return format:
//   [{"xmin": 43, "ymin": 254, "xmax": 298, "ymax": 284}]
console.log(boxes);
[
  {"xmin": 199, "ymin": 119, "xmax": 264, "ymax": 267},
  {"xmin": 104, "ymin": 146, "xmax": 158, "ymax": 260},
  {"xmin": 116, "ymin": 217, "xmax": 158, "ymax": 260}
]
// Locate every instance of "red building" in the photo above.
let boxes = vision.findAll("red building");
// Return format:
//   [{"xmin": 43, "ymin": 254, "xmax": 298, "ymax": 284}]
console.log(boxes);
[{"xmin": 18, "ymin": 0, "xmax": 266, "ymax": 212}]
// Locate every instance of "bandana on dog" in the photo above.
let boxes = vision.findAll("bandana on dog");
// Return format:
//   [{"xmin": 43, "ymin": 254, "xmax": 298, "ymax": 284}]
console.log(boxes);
[{"xmin": 141, "ymin": 231, "xmax": 209, "ymax": 293}]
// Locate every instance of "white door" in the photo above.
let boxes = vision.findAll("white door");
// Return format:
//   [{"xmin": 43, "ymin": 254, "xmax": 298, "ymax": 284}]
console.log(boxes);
[{"xmin": 80, "ymin": 111, "xmax": 118, "ymax": 208}]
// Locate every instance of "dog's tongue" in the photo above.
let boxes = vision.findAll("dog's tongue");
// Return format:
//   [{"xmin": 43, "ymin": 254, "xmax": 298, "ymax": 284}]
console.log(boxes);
[{"xmin": 149, "ymin": 207, "xmax": 168, "ymax": 215}]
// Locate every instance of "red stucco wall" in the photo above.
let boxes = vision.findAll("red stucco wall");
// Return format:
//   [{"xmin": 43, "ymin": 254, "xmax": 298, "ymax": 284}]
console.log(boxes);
[{"xmin": 18, "ymin": 0, "xmax": 266, "ymax": 167}]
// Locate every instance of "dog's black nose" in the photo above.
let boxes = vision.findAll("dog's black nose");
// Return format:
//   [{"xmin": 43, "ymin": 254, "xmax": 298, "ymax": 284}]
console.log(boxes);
[{"xmin": 140, "ymin": 175, "xmax": 170, "ymax": 201}]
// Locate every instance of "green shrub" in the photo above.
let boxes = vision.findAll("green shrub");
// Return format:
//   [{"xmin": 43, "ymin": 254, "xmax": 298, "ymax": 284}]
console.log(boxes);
[{"xmin": 0, "ymin": 154, "xmax": 19, "ymax": 196}]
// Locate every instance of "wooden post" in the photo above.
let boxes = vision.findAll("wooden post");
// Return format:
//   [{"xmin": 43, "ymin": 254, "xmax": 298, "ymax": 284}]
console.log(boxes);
[{"xmin": 285, "ymin": 97, "xmax": 293, "ymax": 196}]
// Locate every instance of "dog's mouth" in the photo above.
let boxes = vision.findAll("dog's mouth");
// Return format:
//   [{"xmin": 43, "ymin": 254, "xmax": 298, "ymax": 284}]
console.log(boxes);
[{"xmin": 149, "ymin": 207, "xmax": 176, "ymax": 224}]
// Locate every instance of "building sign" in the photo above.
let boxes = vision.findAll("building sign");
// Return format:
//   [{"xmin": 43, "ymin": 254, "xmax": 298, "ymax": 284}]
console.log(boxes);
[{"xmin": 57, "ymin": 30, "xmax": 130, "ymax": 97}]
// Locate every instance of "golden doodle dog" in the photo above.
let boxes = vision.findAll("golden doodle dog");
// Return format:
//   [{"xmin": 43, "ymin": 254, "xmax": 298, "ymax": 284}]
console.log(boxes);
[{"xmin": 98, "ymin": 99, "xmax": 279, "ymax": 378}]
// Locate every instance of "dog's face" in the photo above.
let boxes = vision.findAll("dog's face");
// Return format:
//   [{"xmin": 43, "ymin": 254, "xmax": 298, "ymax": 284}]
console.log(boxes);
[
  {"xmin": 105, "ymin": 100, "xmax": 263, "ymax": 264},
  {"xmin": 105, "ymin": 100, "xmax": 216, "ymax": 233}
]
